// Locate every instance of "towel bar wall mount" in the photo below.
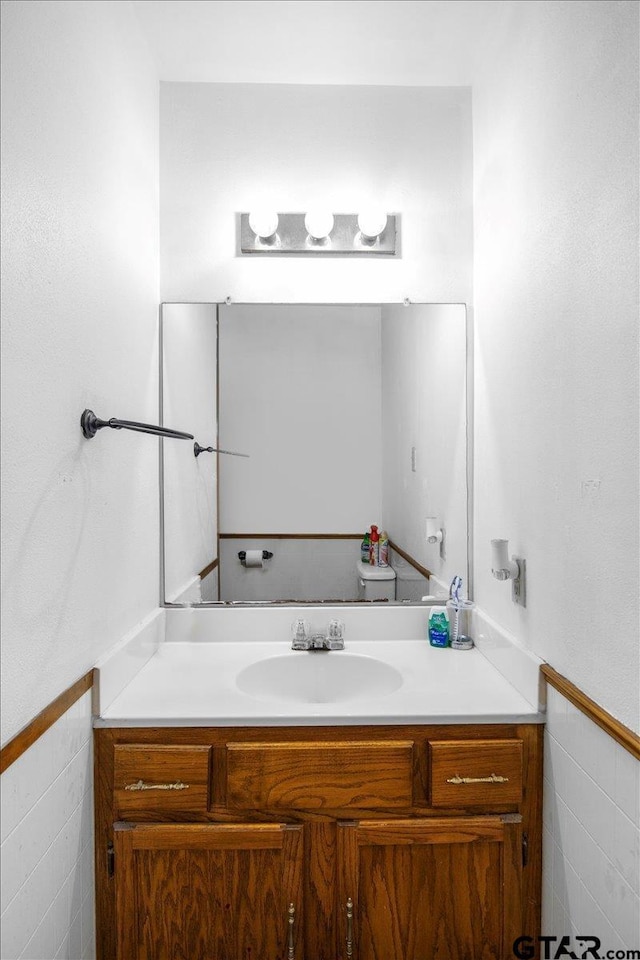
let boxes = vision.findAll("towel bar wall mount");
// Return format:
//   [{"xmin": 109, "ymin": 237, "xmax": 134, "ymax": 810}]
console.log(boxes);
[
  {"xmin": 80, "ymin": 409, "xmax": 194, "ymax": 441},
  {"xmin": 194, "ymin": 442, "xmax": 250, "ymax": 459}
]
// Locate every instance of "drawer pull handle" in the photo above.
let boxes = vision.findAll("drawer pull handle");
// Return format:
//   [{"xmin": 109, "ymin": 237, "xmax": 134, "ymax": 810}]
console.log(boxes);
[
  {"xmin": 446, "ymin": 773, "xmax": 510, "ymax": 785},
  {"xmin": 287, "ymin": 902, "xmax": 295, "ymax": 960},
  {"xmin": 346, "ymin": 897, "xmax": 354, "ymax": 958},
  {"xmin": 124, "ymin": 779, "xmax": 190, "ymax": 792}
]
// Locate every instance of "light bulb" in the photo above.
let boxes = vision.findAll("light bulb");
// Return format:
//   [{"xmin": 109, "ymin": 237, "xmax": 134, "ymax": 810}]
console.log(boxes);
[
  {"xmin": 248, "ymin": 210, "xmax": 279, "ymax": 240},
  {"xmin": 304, "ymin": 210, "xmax": 334, "ymax": 240},
  {"xmin": 357, "ymin": 209, "xmax": 388, "ymax": 240}
]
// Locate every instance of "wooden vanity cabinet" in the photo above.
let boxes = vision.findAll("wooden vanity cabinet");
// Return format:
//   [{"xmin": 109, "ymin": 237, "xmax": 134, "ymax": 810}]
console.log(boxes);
[{"xmin": 95, "ymin": 723, "xmax": 543, "ymax": 960}]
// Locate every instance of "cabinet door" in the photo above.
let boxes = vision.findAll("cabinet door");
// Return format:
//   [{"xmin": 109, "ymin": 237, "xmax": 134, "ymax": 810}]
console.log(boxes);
[
  {"xmin": 337, "ymin": 816, "xmax": 522, "ymax": 960},
  {"xmin": 114, "ymin": 821, "xmax": 304, "ymax": 960}
]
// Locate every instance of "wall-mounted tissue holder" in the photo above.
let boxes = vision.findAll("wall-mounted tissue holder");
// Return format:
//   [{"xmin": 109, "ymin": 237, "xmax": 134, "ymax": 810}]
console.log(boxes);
[
  {"xmin": 239, "ymin": 550, "xmax": 274, "ymax": 568},
  {"xmin": 491, "ymin": 539, "xmax": 526, "ymax": 606}
]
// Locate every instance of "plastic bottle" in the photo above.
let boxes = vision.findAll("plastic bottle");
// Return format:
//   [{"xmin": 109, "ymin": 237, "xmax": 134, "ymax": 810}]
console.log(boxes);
[
  {"xmin": 369, "ymin": 525, "xmax": 380, "ymax": 565},
  {"xmin": 378, "ymin": 531, "xmax": 389, "ymax": 566},
  {"xmin": 428, "ymin": 605, "xmax": 450, "ymax": 647},
  {"xmin": 360, "ymin": 531, "xmax": 370, "ymax": 563}
]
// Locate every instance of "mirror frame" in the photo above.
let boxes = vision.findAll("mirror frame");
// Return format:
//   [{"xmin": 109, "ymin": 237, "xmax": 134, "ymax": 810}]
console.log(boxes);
[{"xmin": 160, "ymin": 301, "xmax": 473, "ymax": 608}]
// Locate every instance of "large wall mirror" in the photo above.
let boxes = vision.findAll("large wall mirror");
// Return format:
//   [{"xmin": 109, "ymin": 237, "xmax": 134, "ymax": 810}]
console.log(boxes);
[{"xmin": 161, "ymin": 302, "xmax": 471, "ymax": 606}]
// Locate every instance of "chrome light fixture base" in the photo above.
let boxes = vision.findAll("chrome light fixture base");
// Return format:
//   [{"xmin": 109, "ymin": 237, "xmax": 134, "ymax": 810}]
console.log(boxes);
[{"xmin": 240, "ymin": 212, "xmax": 398, "ymax": 255}]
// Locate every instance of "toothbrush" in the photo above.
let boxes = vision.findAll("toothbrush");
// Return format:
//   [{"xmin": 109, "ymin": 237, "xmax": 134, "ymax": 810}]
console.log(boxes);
[{"xmin": 449, "ymin": 575, "xmax": 462, "ymax": 605}]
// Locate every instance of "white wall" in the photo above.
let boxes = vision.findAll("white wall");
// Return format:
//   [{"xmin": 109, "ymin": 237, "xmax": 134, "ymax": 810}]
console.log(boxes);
[
  {"xmin": 381, "ymin": 304, "xmax": 467, "ymax": 586},
  {"xmin": 0, "ymin": 692, "xmax": 94, "ymax": 960},
  {"xmin": 472, "ymin": 1, "xmax": 639, "ymax": 944},
  {"xmin": 472, "ymin": 0, "xmax": 639, "ymax": 732},
  {"xmin": 0, "ymin": 0, "xmax": 160, "ymax": 744},
  {"xmin": 162, "ymin": 303, "xmax": 218, "ymax": 601},
  {"xmin": 132, "ymin": 0, "xmax": 484, "ymax": 86},
  {"xmin": 219, "ymin": 304, "xmax": 383, "ymax": 533},
  {"xmin": 159, "ymin": 82, "xmax": 473, "ymax": 305}
]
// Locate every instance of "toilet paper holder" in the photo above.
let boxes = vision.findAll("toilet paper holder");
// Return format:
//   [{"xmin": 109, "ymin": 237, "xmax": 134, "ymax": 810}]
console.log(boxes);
[{"xmin": 238, "ymin": 550, "xmax": 274, "ymax": 566}]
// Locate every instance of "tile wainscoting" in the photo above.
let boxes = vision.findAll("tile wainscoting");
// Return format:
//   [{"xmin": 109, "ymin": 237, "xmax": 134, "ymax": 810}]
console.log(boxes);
[
  {"xmin": 471, "ymin": 607, "xmax": 639, "ymax": 948},
  {"xmin": 0, "ymin": 691, "xmax": 95, "ymax": 960},
  {"xmin": 542, "ymin": 685, "xmax": 639, "ymax": 949}
]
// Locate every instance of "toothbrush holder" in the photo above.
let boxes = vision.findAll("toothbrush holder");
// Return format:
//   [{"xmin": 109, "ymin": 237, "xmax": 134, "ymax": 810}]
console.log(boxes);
[{"xmin": 445, "ymin": 599, "xmax": 475, "ymax": 643}]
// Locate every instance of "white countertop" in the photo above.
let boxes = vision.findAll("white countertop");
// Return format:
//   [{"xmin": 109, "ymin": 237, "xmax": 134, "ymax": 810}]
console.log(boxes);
[{"xmin": 96, "ymin": 638, "xmax": 544, "ymax": 727}]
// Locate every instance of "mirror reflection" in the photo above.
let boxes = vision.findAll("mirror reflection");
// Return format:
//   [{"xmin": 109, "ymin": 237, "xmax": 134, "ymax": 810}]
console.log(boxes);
[{"xmin": 161, "ymin": 303, "xmax": 468, "ymax": 605}]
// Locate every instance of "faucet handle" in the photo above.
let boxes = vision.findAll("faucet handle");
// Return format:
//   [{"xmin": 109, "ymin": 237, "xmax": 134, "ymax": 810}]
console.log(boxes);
[
  {"xmin": 293, "ymin": 617, "xmax": 308, "ymax": 638},
  {"xmin": 325, "ymin": 619, "xmax": 345, "ymax": 649},
  {"xmin": 291, "ymin": 618, "xmax": 310, "ymax": 647}
]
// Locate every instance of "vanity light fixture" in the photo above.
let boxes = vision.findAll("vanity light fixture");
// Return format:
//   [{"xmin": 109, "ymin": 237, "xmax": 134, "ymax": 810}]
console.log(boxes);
[
  {"xmin": 426, "ymin": 517, "xmax": 445, "ymax": 559},
  {"xmin": 304, "ymin": 210, "xmax": 334, "ymax": 242},
  {"xmin": 491, "ymin": 539, "xmax": 526, "ymax": 607},
  {"xmin": 239, "ymin": 212, "xmax": 398, "ymax": 255}
]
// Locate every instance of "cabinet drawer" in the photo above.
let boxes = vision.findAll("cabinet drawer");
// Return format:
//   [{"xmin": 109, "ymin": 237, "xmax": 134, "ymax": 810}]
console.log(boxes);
[
  {"xmin": 429, "ymin": 739, "xmax": 523, "ymax": 807},
  {"xmin": 227, "ymin": 741, "xmax": 414, "ymax": 809},
  {"xmin": 113, "ymin": 745, "xmax": 211, "ymax": 816}
]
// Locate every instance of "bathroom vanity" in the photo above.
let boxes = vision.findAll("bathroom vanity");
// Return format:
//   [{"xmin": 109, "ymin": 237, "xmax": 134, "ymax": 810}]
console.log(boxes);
[
  {"xmin": 95, "ymin": 721, "xmax": 541, "ymax": 960},
  {"xmin": 93, "ymin": 629, "xmax": 544, "ymax": 960},
  {"xmin": 90, "ymin": 296, "xmax": 547, "ymax": 958}
]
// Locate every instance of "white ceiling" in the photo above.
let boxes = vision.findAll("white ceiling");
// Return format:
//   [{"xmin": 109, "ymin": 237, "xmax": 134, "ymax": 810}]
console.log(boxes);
[{"xmin": 132, "ymin": 0, "xmax": 493, "ymax": 85}]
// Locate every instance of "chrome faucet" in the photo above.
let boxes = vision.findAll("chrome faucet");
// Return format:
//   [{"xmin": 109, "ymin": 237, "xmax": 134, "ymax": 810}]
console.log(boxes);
[{"xmin": 291, "ymin": 619, "xmax": 345, "ymax": 651}]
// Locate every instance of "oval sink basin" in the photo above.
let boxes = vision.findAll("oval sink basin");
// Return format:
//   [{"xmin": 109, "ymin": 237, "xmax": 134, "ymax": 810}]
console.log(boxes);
[{"xmin": 236, "ymin": 653, "xmax": 403, "ymax": 704}]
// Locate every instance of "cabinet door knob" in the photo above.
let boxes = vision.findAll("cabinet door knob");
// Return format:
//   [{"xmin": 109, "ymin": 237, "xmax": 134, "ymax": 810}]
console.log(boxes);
[
  {"xmin": 346, "ymin": 897, "xmax": 354, "ymax": 958},
  {"xmin": 287, "ymin": 902, "xmax": 296, "ymax": 960}
]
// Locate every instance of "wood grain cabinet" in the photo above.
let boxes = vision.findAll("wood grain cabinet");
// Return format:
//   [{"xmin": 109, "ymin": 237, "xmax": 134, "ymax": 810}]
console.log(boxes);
[
  {"xmin": 114, "ymin": 822, "xmax": 303, "ymax": 960},
  {"xmin": 336, "ymin": 817, "xmax": 522, "ymax": 960},
  {"xmin": 95, "ymin": 724, "xmax": 543, "ymax": 960}
]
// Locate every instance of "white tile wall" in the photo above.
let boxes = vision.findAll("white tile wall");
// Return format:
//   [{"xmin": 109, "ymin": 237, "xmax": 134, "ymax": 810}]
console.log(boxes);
[
  {"xmin": 1, "ymin": 691, "xmax": 94, "ymax": 960},
  {"xmin": 543, "ymin": 686, "xmax": 640, "ymax": 951}
]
